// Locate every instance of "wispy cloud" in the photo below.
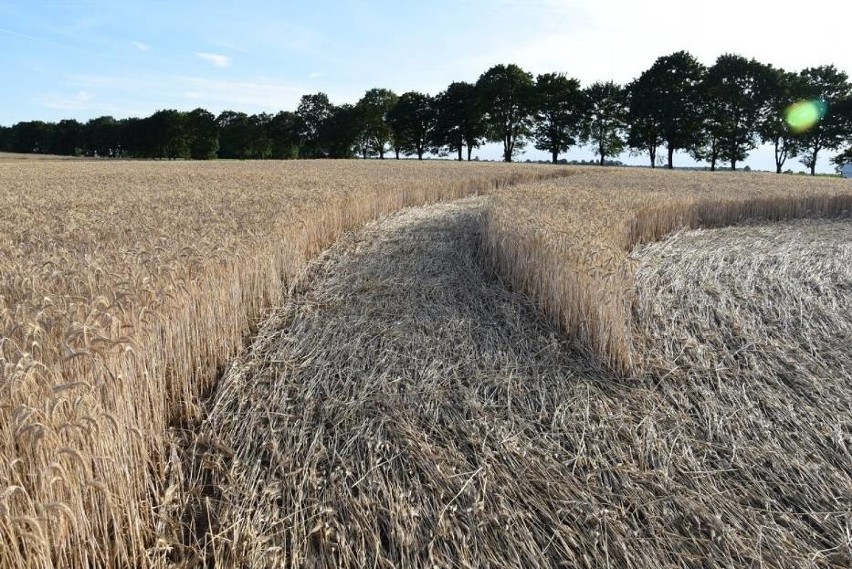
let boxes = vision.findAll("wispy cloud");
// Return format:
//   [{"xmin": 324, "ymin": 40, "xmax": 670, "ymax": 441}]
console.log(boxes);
[
  {"xmin": 132, "ymin": 40, "xmax": 151, "ymax": 51},
  {"xmin": 33, "ymin": 90, "xmax": 93, "ymax": 110},
  {"xmin": 178, "ymin": 77, "xmax": 303, "ymax": 110},
  {"xmin": 196, "ymin": 52, "xmax": 232, "ymax": 68},
  {"xmin": 308, "ymin": 71, "xmax": 325, "ymax": 79}
]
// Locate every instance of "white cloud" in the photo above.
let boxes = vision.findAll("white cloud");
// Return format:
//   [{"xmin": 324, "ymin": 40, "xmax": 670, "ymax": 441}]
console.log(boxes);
[
  {"xmin": 132, "ymin": 40, "xmax": 151, "ymax": 52},
  {"xmin": 308, "ymin": 71, "xmax": 325, "ymax": 79},
  {"xmin": 34, "ymin": 90, "xmax": 93, "ymax": 110},
  {"xmin": 177, "ymin": 77, "xmax": 303, "ymax": 110},
  {"xmin": 196, "ymin": 52, "xmax": 232, "ymax": 68}
]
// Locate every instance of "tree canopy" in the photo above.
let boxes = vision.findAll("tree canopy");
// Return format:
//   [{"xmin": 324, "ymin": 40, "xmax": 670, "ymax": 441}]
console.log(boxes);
[
  {"xmin": 476, "ymin": 64, "xmax": 536, "ymax": 162},
  {"xmin": 388, "ymin": 92, "xmax": 436, "ymax": 160},
  {"xmin": 582, "ymin": 82, "xmax": 628, "ymax": 166},
  {"xmin": 2, "ymin": 53, "xmax": 850, "ymax": 173},
  {"xmin": 356, "ymin": 88, "xmax": 398, "ymax": 159},
  {"xmin": 796, "ymin": 65, "xmax": 851, "ymax": 175},
  {"xmin": 532, "ymin": 73, "xmax": 585, "ymax": 164},
  {"xmin": 629, "ymin": 51, "xmax": 706, "ymax": 168}
]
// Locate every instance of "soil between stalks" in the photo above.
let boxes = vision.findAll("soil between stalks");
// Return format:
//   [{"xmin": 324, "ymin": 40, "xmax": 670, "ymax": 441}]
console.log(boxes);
[{"xmin": 173, "ymin": 198, "xmax": 851, "ymax": 568}]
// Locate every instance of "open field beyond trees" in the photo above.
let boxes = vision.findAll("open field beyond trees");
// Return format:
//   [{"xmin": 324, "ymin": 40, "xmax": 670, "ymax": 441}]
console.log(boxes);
[{"xmin": 1, "ymin": 162, "xmax": 852, "ymax": 567}]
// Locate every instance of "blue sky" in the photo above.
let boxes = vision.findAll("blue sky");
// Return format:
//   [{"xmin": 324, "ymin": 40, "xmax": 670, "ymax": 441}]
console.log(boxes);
[{"xmin": 1, "ymin": 0, "xmax": 850, "ymax": 171}]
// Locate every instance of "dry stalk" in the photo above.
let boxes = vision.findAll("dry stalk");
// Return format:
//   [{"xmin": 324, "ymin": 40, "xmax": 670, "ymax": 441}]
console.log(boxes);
[
  {"xmin": 0, "ymin": 160, "xmax": 567, "ymax": 568},
  {"xmin": 483, "ymin": 167, "xmax": 852, "ymax": 373}
]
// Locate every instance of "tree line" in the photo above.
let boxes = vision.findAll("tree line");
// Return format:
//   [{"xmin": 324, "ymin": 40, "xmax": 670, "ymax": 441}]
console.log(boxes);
[{"xmin": 2, "ymin": 51, "xmax": 851, "ymax": 174}]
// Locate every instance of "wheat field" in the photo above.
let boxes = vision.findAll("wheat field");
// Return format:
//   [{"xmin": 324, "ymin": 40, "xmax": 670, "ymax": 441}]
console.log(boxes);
[
  {"xmin": 176, "ymin": 196, "xmax": 852, "ymax": 567},
  {"xmin": 483, "ymin": 168, "xmax": 852, "ymax": 373},
  {"xmin": 3, "ymin": 162, "xmax": 852, "ymax": 567},
  {"xmin": 0, "ymin": 160, "xmax": 565, "ymax": 568}
]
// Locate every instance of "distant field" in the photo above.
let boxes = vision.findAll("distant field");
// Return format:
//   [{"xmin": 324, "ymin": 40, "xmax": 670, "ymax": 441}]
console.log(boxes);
[
  {"xmin": 3, "ymin": 162, "xmax": 852, "ymax": 567},
  {"xmin": 0, "ymin": 151, "xmax": 81, "ymax": 160}
]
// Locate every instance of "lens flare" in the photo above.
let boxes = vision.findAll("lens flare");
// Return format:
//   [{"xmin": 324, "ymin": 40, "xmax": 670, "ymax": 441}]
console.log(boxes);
[{"xmin": 785, "ymin": 100, "xmax": 827, "ymax": 133}]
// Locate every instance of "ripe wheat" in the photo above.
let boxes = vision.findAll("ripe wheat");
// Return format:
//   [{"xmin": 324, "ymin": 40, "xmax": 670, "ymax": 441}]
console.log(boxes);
[{"xmin": 0, "ymin": 159, "xmax": 565, "ymax": 568}]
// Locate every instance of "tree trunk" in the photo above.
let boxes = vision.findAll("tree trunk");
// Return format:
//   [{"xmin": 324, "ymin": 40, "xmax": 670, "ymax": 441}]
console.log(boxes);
[
  {"xmin": 467, "ymin": 145, "xmax": 473, "ymax": 161},
  {"xmin": 649, "ymin": 146, "xmax": 657, "ymax": 168},
  {"xmin": 710, "ymin": 157, "xmax": 716, "ymax": 172},
  {"xmin": 457, "ymin": 146, "xmax": 463, "ymax": 161},
  {"xmin": 552, "ymin": 150, "xmax": 558, "ymax": 164},
  {"xmin": 774, "ymin": 141, "xmax": 786, "ymax": 173},
  {"xmin": 417, "ymin": 148, "xmax": 423, "ymax": 160},
  {"xmin": 811, "ymin": 162, "xmax": 817, "ymax": 176},
  {"xmin": 667, "ymin": 146, "xmax": 674, "ymax": 169},
  {"xmin": 730, "ymin": 159, "xmax": 736, "ymax": 171}
]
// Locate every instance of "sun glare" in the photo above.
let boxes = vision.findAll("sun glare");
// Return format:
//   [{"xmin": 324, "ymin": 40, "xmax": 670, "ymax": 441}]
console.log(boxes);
[{"xmin": 785, "ymin": 99, "xmax": 827, "ymax": 133}]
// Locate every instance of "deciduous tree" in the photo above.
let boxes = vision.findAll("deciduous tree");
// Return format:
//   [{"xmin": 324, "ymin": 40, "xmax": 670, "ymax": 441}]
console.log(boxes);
[
  {"xmin": 582, "ymin": 81, "xmax": 627, "ymax": 166},
  {"xmin": 433, "ymin": 81, "xmax": 484, "ymax": 160},
  {"xmin": 320, "ymin": 104, "xmax": 362, "ymax": 158},
  {"xmin": 476, "ymin": 64, "xmax": 536, "ymax": 162},
  {"xmin": 628, "ymin": 51, "xmax": 706, "ymax": 168},
  {"xmin": 697, "ymin": 54, "xmax": 772, "ymax": 170},
  {"xmin": 185, "ymin": 108, "xmax": 219, "ymax": 160},
  {"xmin": 533, "ymin": 73, "xmax": 585, "ymax": 164},
  {"xmin": 356, "ymin": 88, "xmax": 398, "ymax": 159},
  {"xmin": 758, "ymin": 68, "xmax": 805, "ymax": 173},
  {"xmin": 388, "ymin": 92, "xmax": 436, "ymax": 160},
  {"xmin": 268, "ymin": 111, "xmax": 300, "ymax": 159},
  {"xmin": 296, "ymin": 93, "xmax": 335, "ymax": 158},
  {"xmin": 216, "ymin": 111, "xmax": 252, "ymax": 159},
  {"xmin": 797, "ymin": 65, "xmax": 851, "ymax": 175}
]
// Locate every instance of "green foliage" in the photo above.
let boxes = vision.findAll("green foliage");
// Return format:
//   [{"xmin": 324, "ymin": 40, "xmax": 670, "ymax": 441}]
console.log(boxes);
[
  {"xmin": 185, "ymin": 108, "xmax": 219, "ymax": 160},
  {"xmin": 0, "ymin": 125, "xmax": 10, "ymax": 152},
  {"xmin": 628, "ymin": 51, "xmax": 706, "ymax": 168},
  {"xmin": 626, "ymin": 84, "xmax": 664, "ymax": 168},
  {"xmin": 52, "ymin": 119, "xmax": 83, "ymax": 156},
  {"xmin": 83, "ymin": 116, "xmax": 121, "ymax": 157},
  {"xmin": 356, "ymin": 88, "xmax": 398, "ymax": 158},
  {"xmin": 433, "ymin": 81, "xmax": 484, "ymax": 161},
  {"xmin": 696, "ymin": 54, "xmax": 773, "ymax": 170},
  {"xmin": 758, "ymin": 68, "xmax": 806, "ymax": 173},
  {"xmin": 216, "ymin": 111, "xmax": 251, "ymax": 159},
  {"xmin": 388, "ymin": 92, "xmax": 436, "ymax": 160},
  {"xmin": 297, "ymin": 93, "xmax": 335, "ymax": 158},
  {"xmin": 1, "ymin": 57, "xmax": 849, "ymax": 170},
  {"xmin": 533, "ymin": 73, "xmax": 585, "ymax": 164},
  {"xmin": 831, "ymin": 147, "xmax": 852, "ymax": 168},
  {"xmin": 797, "ymin": 65, "xmax": 851, "ymax": 175},
  {"xmin": 476, "ymin": 64, "xmax": 536, "ymax": 162},
  {"xmin": 148, "ymin": 110, "xmax": 189, "ymax": 159},
  {"xmin": 582, "ymin": 81, "xmax": 628, "ymax": 165},
  {"xmin": 268, "ymin": 111, "xmax": 300, "ymax": 159},
  {"xmin": 320, "ymin": 104, "xmax": 362, "ymax": 158},
  {"xmin": 8, "ymin": 120, "xmax": 55, "ymax": 154}
]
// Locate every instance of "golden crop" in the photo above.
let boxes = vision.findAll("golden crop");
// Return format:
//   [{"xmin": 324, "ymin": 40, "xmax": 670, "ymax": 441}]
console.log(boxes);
[
  {"xmin": 0, "ymin": 159, "xmax": 564, "ymax": 568},
  {"xmin": 483, "ymin": 167, "xmax": 852, "ymax": 373}
]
